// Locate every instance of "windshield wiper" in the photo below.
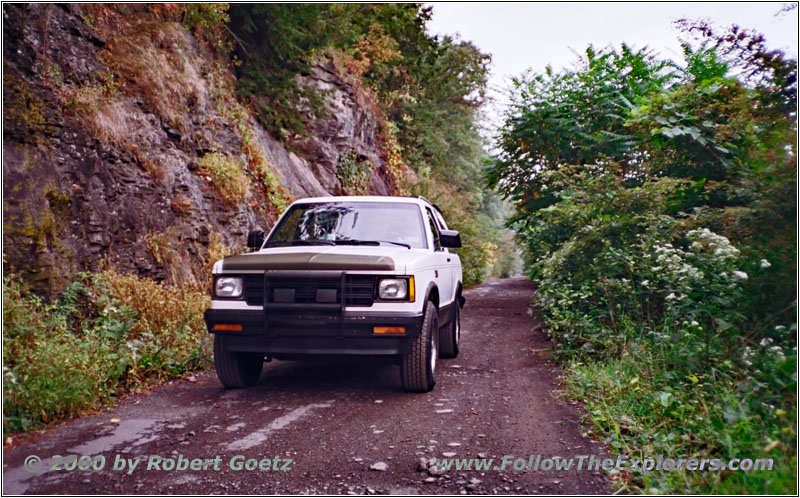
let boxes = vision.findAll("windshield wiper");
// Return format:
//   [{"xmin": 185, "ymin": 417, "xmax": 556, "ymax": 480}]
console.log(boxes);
[
  {"xmin": 334, "ymin": 239, "xmax": 411, "ymax": 249},
  {"xmin": 292, "ymin": 239, "xmax": 335, "ymax": 246},
  {"xmin": 267, "ymin": 239, "xmax": 335, "ymax": 247}
]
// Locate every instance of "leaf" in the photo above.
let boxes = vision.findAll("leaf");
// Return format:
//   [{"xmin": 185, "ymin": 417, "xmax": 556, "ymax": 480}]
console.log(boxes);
[
  {"xmin": 654, "ymin": 116, "xmax": 671, "ymax": 126},
  {"xmin": 659, "ymin": 391, "xmax": 673, "ymax": 407},
  {"xmin": 686, "ymin": 373, "xmax": 699, "ymax": 384},
  {"xmin": 714, "ymin": 318, "xmax": 733, "ymax": 331},
  {"xmin": 723, "ymin": 408, "xmax": 739, "ymax": 423}
]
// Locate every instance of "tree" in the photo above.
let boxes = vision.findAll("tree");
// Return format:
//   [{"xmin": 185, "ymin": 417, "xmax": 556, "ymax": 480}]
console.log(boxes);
[{"xmin": 487, "ymin": 45, "xmax": 675, "ymax": 212}]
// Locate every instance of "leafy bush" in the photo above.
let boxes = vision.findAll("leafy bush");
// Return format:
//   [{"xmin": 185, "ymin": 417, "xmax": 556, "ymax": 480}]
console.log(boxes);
[
  {"xmin": 3, "ymin": 272, "xmax": 210, "ymax": 435},
  {"xmin": 489, "ymin": 22, "xmax": 796, "ymax": 494},
  {"xmin": 336, "ymin": 150, "xmax": 372, "ymax": 195},
  {"xmin": 516, "ymin": 170, "xmax": 796, "ymax": 493}
]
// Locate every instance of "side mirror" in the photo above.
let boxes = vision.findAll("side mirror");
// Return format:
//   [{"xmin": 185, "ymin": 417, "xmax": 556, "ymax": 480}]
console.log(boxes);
[
  {"xmin": 247, "ymin": 229, "xmax": 265, "ymax": 250},
  {"xmin": 440, "ymin": 229, "xmax": 461, "ymax": 248}
]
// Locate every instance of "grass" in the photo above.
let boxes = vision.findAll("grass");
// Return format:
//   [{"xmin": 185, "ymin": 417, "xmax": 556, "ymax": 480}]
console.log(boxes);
[
  {"xmin": 196, "ymin": 152, "xmax": 250, "ymax": 205},
  {"xmin": 2, "ymin": 271, "xmax": 210, "ymax": 436},
  {"xmin": 560, "ymin": 322, "xmax": 797, "ymax": 494}
]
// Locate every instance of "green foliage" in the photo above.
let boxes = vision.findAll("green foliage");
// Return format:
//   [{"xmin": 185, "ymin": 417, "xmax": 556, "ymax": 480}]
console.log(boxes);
[
  {"xmin": 229, "ymin": 4, "xmax": 349, "ymax": 139},
  {"xmin": 491, "ymin": 22, "xmax": 797, "ymax": 494},
  {"xmin": 529, "ymin": 172, "xmax": 754, "ymax": 363},
  {"xmin": 565, "ymin": 331, "xmax": 796, "ymax": 494},
  {"xmin": 336, "ymin": 150, "xmax": 372, "ymax": 195},
  {"xmin": 3, "ymin": 272, "xmax": 210, "ymax": 435},
  {"xmin": 181, "ymin": 3, "xmax": 231, "ymax": 54},
  {"xmin": 488, "ymin": 45, "xmax": 676, "ymax": 211},
  {"xmin": 382, "ymin": 31, "xmax": 490, "ymax": 192},
  {"xmin": 196, "ymin": 152, "xmax": 250, "ymax": 205},
  {"xmin": 491, "ymin": 231, "xmax": 521, "ymax": 278}
]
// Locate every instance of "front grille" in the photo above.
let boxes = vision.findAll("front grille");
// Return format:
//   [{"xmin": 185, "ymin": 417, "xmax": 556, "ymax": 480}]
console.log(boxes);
[
  {"xmin": 345, "ymin": 275, "xmax": 377, "ymax": 306},
  {"xmin": 242, "ymin": 273, "xmax": 376, "ymax": 307},
  {"xmin": 243, "ymin": 275, "xmax": 265, "ymax": 306}
]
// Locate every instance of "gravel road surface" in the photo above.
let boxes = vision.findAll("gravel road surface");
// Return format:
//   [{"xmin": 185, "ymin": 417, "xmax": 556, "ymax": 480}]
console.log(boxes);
[{"xmin": 3, "ymin": 276, "xmax": 612, "ymax": 494}]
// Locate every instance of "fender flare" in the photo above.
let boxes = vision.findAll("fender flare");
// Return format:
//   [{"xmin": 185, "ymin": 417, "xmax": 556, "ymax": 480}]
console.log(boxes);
[{"xmin": 421, "ymin": 281, "xmax": 439, "ymax": 309}]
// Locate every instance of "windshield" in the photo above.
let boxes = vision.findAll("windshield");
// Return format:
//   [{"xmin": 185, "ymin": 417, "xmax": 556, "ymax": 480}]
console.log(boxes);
[{"xmin": 265, "ymin": 202, "xmax": 427, "ymax": 249}]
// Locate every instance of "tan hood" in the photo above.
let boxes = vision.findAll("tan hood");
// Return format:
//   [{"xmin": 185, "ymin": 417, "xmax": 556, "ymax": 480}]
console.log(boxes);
[{"xmin": 220, "ymin": 246, "xmax": 407, "ymax": 272}]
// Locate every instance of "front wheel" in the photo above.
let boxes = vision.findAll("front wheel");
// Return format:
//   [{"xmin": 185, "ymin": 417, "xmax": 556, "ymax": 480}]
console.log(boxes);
[
  {"xmin": 439, "ymin": 301, "xmax": 460, "ymax": 358},
  {"xmin": 401, "ymin": 301, "xmax": 438, "ymax": 392},
  {"xmin": 213, "ymin": 335, "xmax": 264, "ymax": 388}
]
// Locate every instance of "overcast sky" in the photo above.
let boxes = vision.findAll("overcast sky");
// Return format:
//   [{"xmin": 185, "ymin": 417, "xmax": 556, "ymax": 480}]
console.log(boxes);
[{"xmin": 426, "ymin": 2, "xmax": 798, "ymax": 132}]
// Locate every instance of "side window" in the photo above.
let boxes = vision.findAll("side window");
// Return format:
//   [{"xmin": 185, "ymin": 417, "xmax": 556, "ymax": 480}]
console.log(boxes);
[
  {"xmin": 433, "ymin": 210, "xmax": 448, "ymax": 231},
  {"xmin": 431, "ymin": 208, "xmax": 451, "ymax": 253},
  {"xmin": 425, "ymin": 208, "xmax": 441, "ymax": 251}
]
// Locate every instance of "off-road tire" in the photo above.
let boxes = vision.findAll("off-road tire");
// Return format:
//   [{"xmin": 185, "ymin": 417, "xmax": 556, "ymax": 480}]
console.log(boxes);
[
  {"xmin": 439, "ymin": 300, "xmax": 460, "ymax": 358},
  {"xmin": 214, "ymin": 335, "xmax": 264, "ymax": 388},
  {"xmin": 401, "ymin": 301, "xmax": 438, "ymax": 392}
]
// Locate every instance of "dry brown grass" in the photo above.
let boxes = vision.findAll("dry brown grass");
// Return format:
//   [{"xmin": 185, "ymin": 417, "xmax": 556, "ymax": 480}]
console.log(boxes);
[
  {"xmin": 101, "ymin": 20, "xmax": 208, "ymax": 127},
  {"xmin": 48, "ymin": 5, "xmax": 212, "ymax": 179}
]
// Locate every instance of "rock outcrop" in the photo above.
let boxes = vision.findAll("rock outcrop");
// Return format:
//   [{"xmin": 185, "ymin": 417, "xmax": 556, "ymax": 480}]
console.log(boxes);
[{"xmin": 2, "ymin": 4, "xmax": 399, "ymax": 298}]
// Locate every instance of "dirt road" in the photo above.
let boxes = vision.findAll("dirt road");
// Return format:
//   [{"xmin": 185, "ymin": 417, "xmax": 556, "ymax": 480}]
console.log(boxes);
[{"xmin": 2, "ymin": 277, "xmax": 612, "ymax": 494}]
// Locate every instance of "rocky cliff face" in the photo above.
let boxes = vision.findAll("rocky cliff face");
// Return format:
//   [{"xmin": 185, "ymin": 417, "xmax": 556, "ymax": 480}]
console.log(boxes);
[{"xmin": 2, "ymin": 4, "xmax": 400, "ymax": 298}]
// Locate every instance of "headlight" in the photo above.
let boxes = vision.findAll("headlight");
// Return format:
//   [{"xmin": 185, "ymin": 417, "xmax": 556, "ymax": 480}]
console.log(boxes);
[
  {"xmin": 215, "ymin": 277, "xmax": 243, "ymax": 298},
  {"xmin": 378, "ymin": 278, "xmax": 408, "ymax": 300}
]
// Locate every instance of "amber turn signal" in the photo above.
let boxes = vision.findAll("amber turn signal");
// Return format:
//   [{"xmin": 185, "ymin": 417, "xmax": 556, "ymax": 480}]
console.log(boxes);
[
  {"xmin": 213, "ymin": 324, "xmax": 243, "ymax": 332},
  {"xmin": 373, "ymin": 326, "xmax": 406, "ymax": 334}
]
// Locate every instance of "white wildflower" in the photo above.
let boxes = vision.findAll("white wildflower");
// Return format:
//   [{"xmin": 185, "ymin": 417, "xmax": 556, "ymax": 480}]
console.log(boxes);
[
  {"xmin": 3, "ymin": 366, "xmax": 16, "ymax": 385},
  {"xmin": 732, "ymin": 270, "xmax": 748, "ymax": 280},
  {"xmin": 666, "ymin": 293, "xmax": 676, "ymax": 300},
  {"xmin": 769, "ymin": 346, "xmax": 784, "ymax": 358},
  {"xmin": 759, "ymin": 259, "xmax": 771, "ymax": 269}
]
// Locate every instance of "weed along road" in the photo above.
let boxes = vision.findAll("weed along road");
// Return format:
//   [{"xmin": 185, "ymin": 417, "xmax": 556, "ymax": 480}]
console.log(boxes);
[{"xmin": 3, "ymin": 277, "xmax": 612, "ymax": 494}]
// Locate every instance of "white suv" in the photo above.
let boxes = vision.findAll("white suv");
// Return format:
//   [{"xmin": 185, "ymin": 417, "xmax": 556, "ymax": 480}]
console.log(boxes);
[{"xmin": 204, "ymin": 196, "xmax": 464, "ymax": 392}]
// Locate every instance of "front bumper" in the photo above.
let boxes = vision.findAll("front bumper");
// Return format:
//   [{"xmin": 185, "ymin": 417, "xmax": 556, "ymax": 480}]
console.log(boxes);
[{"xmin": 204, "ymin": 308, "xmax": 424, "ymax": 356}]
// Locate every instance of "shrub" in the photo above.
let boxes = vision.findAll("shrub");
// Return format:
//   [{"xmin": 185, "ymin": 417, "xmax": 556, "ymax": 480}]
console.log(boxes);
[
  {"xmin": 336, "ymin": 149, "xmax": 372, "ymax": 195},
  {"xmin": 2, "ymin": 272, "xmax": 210, "ymax": 436},
  {"xmin": 490, "ymin": 28, "xmax": 796, "ymax": 491},
  {"xmin": 522, "ymin": 172, "xmax": 796, "ymax": 493}
]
